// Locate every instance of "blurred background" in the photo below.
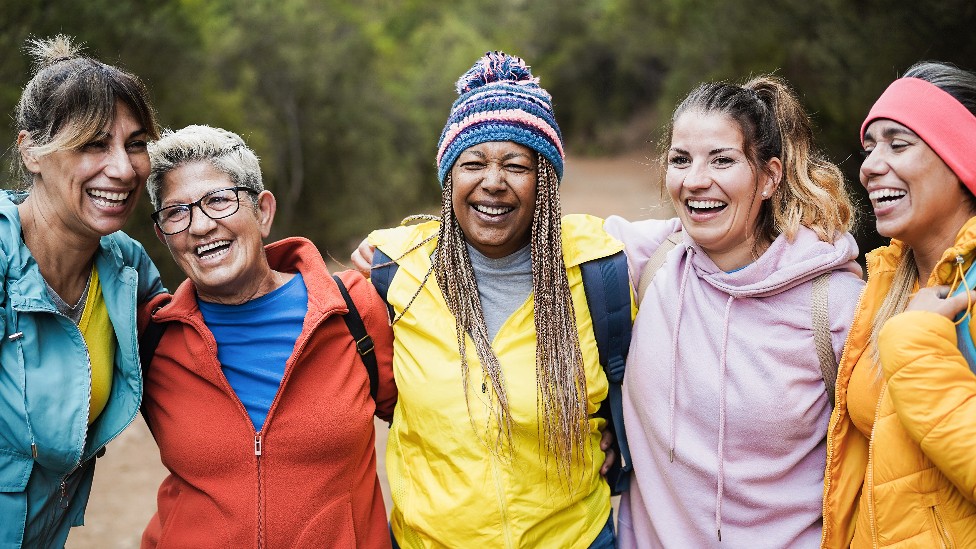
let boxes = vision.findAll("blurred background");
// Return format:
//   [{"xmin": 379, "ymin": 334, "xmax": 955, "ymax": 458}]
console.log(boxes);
[
  {"xmin": 2, "ymin": 1, "xmax": 975, "ymax": 546},
  {"xmin": 4, "ymin": 0, "xmax": 975, "ymax": 283}
]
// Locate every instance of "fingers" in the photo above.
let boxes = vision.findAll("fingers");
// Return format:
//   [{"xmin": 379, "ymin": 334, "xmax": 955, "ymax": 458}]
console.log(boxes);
[
  {"xmin": 350, "ymin": 238, "xmax": 375, "ymax": 276},
  {"xmin": 600, "ymin": 448, "xmax": 616, "ymax": 476},
  {"xmin": 600, "ymin": 428, "xmax": 613, "ymax": 450},
  {"xmin": 907, "ymin": 285, "xmax": 976, "ymax": 318}
]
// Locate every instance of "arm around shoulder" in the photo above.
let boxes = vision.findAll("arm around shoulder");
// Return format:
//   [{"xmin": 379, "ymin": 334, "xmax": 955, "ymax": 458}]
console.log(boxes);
[{"xmin": 879, "ymin": 310, "xmax": 976, "ymax": 502}]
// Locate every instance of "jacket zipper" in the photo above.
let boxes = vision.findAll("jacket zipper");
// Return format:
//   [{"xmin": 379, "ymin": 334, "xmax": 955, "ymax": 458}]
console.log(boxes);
[
  {"xmin": 931, "ymin": 503, "xmax": 954, "ymax": 549},
  {"xmin": 488, "ymin": 452, "xmax": 514, "ymax": 549},
  {"xmin": 821, "ymin": 272, "xmax": 870, "ymax": 547},
  {"xmin": 866, "ymin": 384, "xmax": 886, "ymax": 549},
  {"xmin": 255, "ymin": 432, "xmax": 264, "ymax": 549}
]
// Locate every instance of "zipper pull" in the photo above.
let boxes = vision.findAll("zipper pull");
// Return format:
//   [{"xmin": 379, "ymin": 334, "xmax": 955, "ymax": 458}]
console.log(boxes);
[
  {"xmin": 31, "ymin": 443, "xmax": 37, "ymax": 459},
  {"xmin": 60, "ymin": 479, "xmax": 69, "ymax": 509},
  {"xmin": 254, "ymin": 434, "xmax": 262, "ymax": 456}
]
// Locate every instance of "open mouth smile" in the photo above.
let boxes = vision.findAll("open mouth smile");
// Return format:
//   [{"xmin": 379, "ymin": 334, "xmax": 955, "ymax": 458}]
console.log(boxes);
[
  {"xmin": 472, "ymin": 204, "xmax": 515, "ymax": 217},
  {"xmin": 196, "ymin": 240, "xmax": 232, "ymax": 258},
  {"xmin": 87, "ymin": 189, "xmax": 131, "ymax": 208},
  {"xmin": 868, "ymin": 188, "xmax": 907, "ymax": 209},
  {"xmin": 686, "ymin": 198, "xmax": 727, "ymax": 215}
]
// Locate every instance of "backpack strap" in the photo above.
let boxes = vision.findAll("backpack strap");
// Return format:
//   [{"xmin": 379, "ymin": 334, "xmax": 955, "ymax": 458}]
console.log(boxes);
[
  {"xmin": 580, "ymin": 250, "xmax": 633, "ymax": 494},
  {"xmin": 332, "ymin": 274, "xmax": 379, "ymax": 401},
  {"xmin": 637, "ymin": 232, "xmax": 682, "ymax": 303},
  {"xmin": 811, "ymin": 272, "xmax": 837, "ymax": 404},
  {"xmin": 370, "ymin": 249, "xmax": 398, "ymax": 321},
  {"xmin": 138, "ymin": 316, "xmax": 169, "ymax": 427}
]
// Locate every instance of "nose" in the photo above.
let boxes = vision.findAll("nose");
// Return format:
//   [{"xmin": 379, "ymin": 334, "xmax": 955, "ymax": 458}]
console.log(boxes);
[
  {"xmin": 682, "ymin": 160, "xmax": 712, "ymax": 191},
  {"xmin": 187, "ymin": 203, "xmax": 216, "ymax": 235},
  {"xmin": 859, "ymin": 146, "xmax": 888, "ymax": 185},
  {"xmin": 102, "ymin": 144, "xmax": 137, "ymax": 181},
  {"xmin": 480, "ymin": 164, "xmax": 507, "ymax": 192}
]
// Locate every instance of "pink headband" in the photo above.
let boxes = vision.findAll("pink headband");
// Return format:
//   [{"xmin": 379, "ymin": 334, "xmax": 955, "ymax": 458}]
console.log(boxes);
[{"xmin": 861, "ymin": 77, "xmax": 976, "ymax": 193}]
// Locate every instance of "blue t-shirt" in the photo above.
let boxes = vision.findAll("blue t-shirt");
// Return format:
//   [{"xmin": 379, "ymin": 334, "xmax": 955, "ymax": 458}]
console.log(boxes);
[{"xmin": 198, "ymin": 273, "xmax": 308, "ymax": 430}]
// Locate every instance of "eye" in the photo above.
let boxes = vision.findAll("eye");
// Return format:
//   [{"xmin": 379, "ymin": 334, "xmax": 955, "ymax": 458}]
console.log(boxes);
[
  {"xmin": 667, "ymin": 154, "xmax": 690, "ymax": 167},
  {"xmin": 203, "ymin": 192, "xmax": 234, "ymax": 210},
  {"xmin": 504, "ymin": 162, "xmax": 534, "ymax": 174},
  {"xmin": 712, "ymin": 156, "xmax": 735, "ymax": 167},
  {"xmin": 80, "ymin": 140, "xmax": 108, "ymax": 152},
  {"xmin": 126, "ymin": 140, "xmax": 148, "ymax": 153},
  {"xmin": 858, "ymin": 147, "xmax": 873, "ymax": 159},
  {"xmin": 460, "ymin": 161, "xmax": 485, "ymax": 170},
  {"xmin": 160, "ymin": 204, "xmax": 190, "ymax": 222},
  {"xmin": 890, "ymin": 139, "xmax": 911, "ymax": 151}
]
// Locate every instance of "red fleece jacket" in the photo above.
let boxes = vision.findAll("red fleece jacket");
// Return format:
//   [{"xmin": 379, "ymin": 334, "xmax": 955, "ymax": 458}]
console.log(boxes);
[{"xmin": 140, "ymin": 237, "xmax": 396, "ymax": 548}]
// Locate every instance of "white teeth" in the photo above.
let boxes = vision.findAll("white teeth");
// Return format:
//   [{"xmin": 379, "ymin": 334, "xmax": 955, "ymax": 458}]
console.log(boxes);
[
  {"xmin": 687, "ymin": 199, "xmax": 726, "ymax": 209},
  {"xmin": 474, "ymin": 204, "xmax": 513, "ymax": 215},
  {"xmin": 88, "ymin": 189, "xmax": 130, "ymax": 202},
  {"xmin": 868, "ymin": 188, "xmax": 907, "ymax": 201},
  {"xmin": 196, "ymin": 240, "xmax": 230, "ymax": 255}
]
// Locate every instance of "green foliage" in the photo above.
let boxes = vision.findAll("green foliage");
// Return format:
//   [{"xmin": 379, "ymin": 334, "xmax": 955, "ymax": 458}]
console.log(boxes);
[{"xmin": 1, "ymin": 0, "xmax": 973, "ymax": 283}]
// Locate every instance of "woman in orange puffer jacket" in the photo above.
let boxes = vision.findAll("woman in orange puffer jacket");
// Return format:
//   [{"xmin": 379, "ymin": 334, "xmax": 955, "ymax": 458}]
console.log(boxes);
[{"xmin": 822, "ymin": 60, "xmax": 976, "ymax": 548}]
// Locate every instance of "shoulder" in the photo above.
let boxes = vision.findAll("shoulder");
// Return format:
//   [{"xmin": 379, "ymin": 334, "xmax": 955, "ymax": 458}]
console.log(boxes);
[
  {"xmin": 560, "ymin": 214, "xmax": 625, "ymax": 267},
  {"xmin": 101, "ymin": 230, "xmax": 153, "ymax": 264},
  {"xmin": 368, "ymin": 220, "xmax": 439, "ymax": 258},
  {"xmin": 602, "ymin": 215, "xmax": 682, "ymax": 263}
]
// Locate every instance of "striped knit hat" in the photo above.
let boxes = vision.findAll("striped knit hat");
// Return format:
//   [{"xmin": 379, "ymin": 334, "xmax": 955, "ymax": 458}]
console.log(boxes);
[{"xmin": 436, "ymin": 51, "xmax": 565, "ymax": 186}]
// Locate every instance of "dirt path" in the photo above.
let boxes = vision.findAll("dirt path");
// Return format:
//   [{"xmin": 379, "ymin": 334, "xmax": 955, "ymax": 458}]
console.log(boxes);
[{"xmin": 66, "ymin": 152, "xmax": 669, "ymax": 548}]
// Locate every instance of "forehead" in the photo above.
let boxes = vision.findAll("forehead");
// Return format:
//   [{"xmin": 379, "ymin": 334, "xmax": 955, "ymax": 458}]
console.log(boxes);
[
  {"xmin": 458, "ymin": 141, "xmax": 535, "ymax": 158},
  {"xmin": 159, "ymin": 161, "xmax": 233, "ymax": 204},
  {"xmin": 671, "ymin": 111, "xmax": 745, "ymax": 149}
]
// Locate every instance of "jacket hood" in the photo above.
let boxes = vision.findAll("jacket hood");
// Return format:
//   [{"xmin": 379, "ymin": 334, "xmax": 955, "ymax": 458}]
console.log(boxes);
[{"xmin": 687, "ymin": 226, "xmax": 862, "ymax": 298}]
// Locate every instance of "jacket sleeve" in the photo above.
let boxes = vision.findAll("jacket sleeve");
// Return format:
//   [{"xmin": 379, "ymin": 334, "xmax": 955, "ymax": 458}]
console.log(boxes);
[
  {"xmin": 879, "ymin": 310, "xmax": 976, "ymax": 502},
  {"xmin": 337, "ymin": 270, "xmax": 397, "ymax": 423}
]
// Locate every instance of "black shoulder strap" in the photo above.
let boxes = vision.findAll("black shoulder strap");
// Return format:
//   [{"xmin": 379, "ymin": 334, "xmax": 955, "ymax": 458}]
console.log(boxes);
[
  {"xmin": 579, "ymin": 250, "xmax": 633, "ymax": 494},
  {"xmin": 370, "ymin": 249, "xmax": 398, "ymax": 320},
  {"xmin": 138, "ymin": 317, "xmax": 169, "ymax": 424},
  {"xmin": 332, "ymin": 274, "xmax": 379, "ymax": 401}
]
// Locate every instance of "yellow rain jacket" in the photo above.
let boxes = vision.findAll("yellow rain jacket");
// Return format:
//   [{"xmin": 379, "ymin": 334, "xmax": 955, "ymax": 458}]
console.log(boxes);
[
  {"xmin": 369, "ymin": 214, "xmax": 621, "ymax": 549},
  {"xmin": 822, "ymin": 217, "xmax": 976, "ymax": 548}
]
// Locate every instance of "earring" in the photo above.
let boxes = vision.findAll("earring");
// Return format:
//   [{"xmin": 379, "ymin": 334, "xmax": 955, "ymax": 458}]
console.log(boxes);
[{"xmin": 761, "ymin": 191, "xmax": 768, "ymax": 198}]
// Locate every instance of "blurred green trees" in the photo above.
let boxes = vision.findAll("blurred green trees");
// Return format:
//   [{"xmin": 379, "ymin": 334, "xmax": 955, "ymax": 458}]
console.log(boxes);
[{"xmin": 1, "ymin": 0, "xmax": 973, "ymax": 283}]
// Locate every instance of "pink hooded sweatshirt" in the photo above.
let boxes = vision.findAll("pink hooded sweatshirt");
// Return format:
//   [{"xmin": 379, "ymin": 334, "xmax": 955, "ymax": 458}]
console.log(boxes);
[{"xmin": 604, "ymin": 216, "xmax": 864, "ymax": 548}]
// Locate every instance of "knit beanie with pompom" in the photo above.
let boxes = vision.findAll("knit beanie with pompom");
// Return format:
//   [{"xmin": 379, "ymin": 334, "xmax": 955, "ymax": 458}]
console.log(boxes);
[{"xmin": 435, "ymin": 51, "xmax": 565, "ymax": 186}]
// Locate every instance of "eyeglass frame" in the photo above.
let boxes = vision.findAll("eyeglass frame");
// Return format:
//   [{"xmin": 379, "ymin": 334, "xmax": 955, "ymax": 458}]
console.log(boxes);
[{"xmin": 151, "ymin": 186, "xmax": 260, "ymax": 235}]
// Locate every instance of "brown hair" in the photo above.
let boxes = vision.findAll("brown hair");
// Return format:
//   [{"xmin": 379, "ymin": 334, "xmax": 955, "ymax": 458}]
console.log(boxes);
[
  {"xmin": 664, "ymin": 75, "xmax": 853, "ymax": 255},
  {"xmin": 14, "ymin": 35, "xmax": 159, "ymax": 187}
]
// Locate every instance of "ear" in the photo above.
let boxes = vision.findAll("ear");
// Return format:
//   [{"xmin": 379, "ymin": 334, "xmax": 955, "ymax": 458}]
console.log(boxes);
[
  {"xmin": 762, "ymin": 157, "xmax": 783, "ymax": 199},
  {"xmin": 18, "ymin": 131, "xmax": 42, "ymax": 175},
  {"xmin": 154, "ymin": 224, "xmax": 167, "ymax": 245},
  {"xmin": 255, "ymin": 190, "xmax": 277, "ymax": 239}
]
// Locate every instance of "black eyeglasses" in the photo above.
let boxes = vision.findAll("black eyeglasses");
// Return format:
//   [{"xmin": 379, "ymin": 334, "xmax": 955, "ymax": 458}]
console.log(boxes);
[{"xmin": 151, "ymin": 186, "xmax": 258, "ymax": 235}]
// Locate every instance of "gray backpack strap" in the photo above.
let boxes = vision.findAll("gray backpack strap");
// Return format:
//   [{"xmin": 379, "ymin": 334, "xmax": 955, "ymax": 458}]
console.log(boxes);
[
  {"xmin": 637, "ymin": 232, "xmax": 682, "ymax": 304},
  {"xmin": 812, "ymin": 272, "xmax": 837, "ymax": 405}
]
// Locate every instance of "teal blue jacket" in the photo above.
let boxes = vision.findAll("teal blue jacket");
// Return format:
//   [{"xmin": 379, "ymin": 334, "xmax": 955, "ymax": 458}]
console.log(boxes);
[{"xmin": 0, "ymin": 192, "xmax": 164, "ymax": 548}]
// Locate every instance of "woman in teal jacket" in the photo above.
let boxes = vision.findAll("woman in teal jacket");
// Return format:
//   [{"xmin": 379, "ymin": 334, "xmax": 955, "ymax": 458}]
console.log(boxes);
[{"xmin": 0, "ymin": 35, "xmax": 164, "ymax": 547}]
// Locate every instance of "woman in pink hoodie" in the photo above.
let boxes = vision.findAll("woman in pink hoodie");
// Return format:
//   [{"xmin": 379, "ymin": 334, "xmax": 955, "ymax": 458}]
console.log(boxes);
[{"xmin": 606, "ymin": 76, "xmax": 864, "ymax": 547}]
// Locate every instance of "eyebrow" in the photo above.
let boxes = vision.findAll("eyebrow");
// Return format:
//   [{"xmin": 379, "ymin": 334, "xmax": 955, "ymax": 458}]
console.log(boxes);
[
  {"xmin": 863, "ymin": 125, "xmax": 918, "ymax": 142},
  {"xmin": 669, "ymin": 146, "xmax": 738, "ymax": 155}
]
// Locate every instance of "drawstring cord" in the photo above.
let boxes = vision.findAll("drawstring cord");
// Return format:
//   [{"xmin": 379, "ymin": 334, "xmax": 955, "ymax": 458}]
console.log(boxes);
[
  {"xmin": 949, "ymin": 255, "xmax": 973, "ymax": 326},
  {"xmin": 669, "ymin": 248, "xmax": 695, "ymax": 463},
  {"xmin": 715, "ymin": 294, "xmax": 734, "ymax": 542}
]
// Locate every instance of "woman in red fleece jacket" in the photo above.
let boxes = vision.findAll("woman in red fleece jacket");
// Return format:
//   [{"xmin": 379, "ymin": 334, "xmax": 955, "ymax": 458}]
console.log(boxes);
[{"xmin": 139, "ymin": 125, "xmax": 396, "ymax": 548}]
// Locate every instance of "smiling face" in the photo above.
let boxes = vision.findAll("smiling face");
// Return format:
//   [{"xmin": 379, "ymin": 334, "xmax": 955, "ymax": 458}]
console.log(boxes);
[
  {"xmin": 666, "ymin": 111, "xmax": 780, "ymax": 271},
  {"xmin": 156, "ymin": 161, "xmax": 277, "ymax": 304},
  {"xmin": 21, "ymin": 101, "xmax": 149, "ymax": 241},
  {"xmin": 450, "ymin": 141, "xmax": 538, "ymax": 259},
  {"xmin": 860, "ymin": 119, "xmax": 974, "ymax": 252}
]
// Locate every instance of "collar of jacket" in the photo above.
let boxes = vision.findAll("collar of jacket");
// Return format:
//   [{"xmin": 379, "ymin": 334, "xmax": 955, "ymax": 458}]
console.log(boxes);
[
  {"xmin": 865, "ymin": 215, "xmax": 976, "ymax": 286},
  {"xmin": 150, "ymin": 236, "xmax": 347, "ymax": 323}
]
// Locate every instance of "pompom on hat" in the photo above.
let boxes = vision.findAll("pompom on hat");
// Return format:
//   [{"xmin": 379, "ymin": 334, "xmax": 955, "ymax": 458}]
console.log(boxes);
[{"xmin": 436, "ymin": 51, "xmax": 565, "ymax": 186}]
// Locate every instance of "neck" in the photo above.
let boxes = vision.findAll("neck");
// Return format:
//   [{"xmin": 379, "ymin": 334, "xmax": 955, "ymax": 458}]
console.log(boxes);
[
  {"xmin": 18, "ymin": 201, "xmax": 99, "ymax": 302},
  {"xmin": 198, "ymin": 269, "xmax": 293, "ymax": 306}
]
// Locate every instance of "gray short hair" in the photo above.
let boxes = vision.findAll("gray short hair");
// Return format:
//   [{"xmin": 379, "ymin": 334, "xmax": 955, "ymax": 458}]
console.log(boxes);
[{"xmin": 146, "ymin": 125, "xmax": 263, "ymax": 209}]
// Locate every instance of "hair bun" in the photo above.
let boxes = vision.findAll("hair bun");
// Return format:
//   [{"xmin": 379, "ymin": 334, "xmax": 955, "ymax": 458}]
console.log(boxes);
[
  {"xmin": 454, "ymin": 51, "xmax": 540, "ymax": 95},
  {"xmin": 26, "ymin": 34, "xmax": 83, "ymax": 71}
]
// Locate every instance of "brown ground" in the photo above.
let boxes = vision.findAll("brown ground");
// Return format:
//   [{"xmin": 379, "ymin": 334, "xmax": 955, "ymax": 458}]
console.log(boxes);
[{"xmin": 66, "ymin": 152, "xmax": 669, "ymax": 548}]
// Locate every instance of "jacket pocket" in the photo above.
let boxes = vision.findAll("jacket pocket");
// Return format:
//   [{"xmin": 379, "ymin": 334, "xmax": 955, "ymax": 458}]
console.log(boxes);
[
  {"xmin": 293, "ymin": 494, "xmax": 358, "ymax": 548},
  {"xmin": 0, "ymin": 450, "xmax": 32, "ymax": 492},
  {"xmin": 154, "ymin": 481, "xmax": 231, "ymax": 549}
]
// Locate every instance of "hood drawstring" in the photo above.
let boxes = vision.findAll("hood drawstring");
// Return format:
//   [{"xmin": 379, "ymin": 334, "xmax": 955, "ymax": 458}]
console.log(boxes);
[
  {"xmin": 715, "ymin": 294, "xmax": 734, "ymax": 542},
  {"xmin": 669, "ymin": 247, "xmax": 695, "ymax": 463},
  {"xmin": 666, "ymin": 244, "xmax": 735, "ymax": 542}
]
